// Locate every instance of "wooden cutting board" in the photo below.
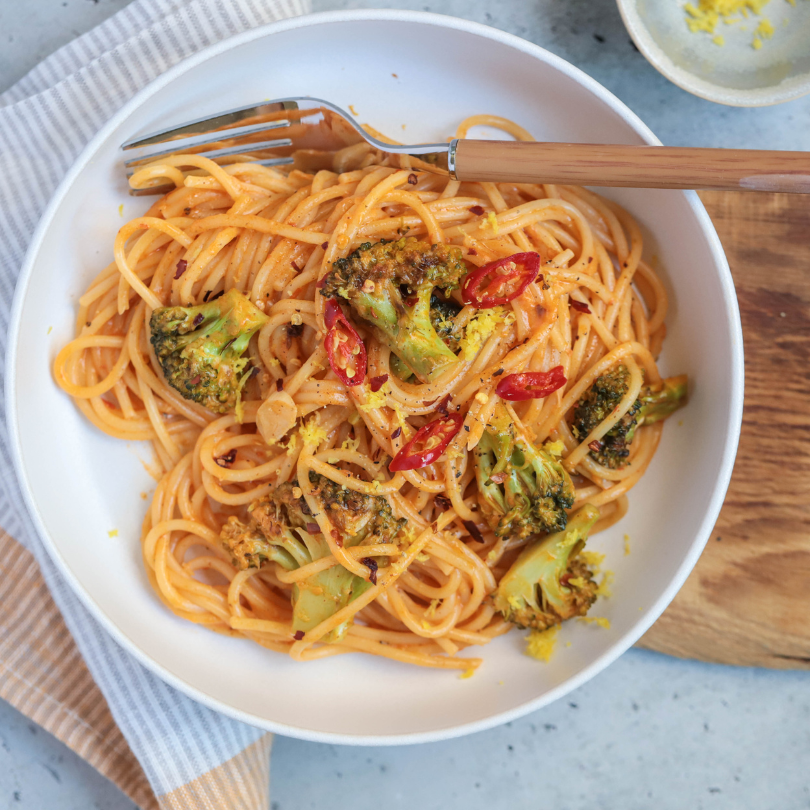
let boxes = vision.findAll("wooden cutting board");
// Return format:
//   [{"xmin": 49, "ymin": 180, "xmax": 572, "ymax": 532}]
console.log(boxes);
[{"xmin": 638, "ymin": 190, "xmax": 810, "ymax": 670}]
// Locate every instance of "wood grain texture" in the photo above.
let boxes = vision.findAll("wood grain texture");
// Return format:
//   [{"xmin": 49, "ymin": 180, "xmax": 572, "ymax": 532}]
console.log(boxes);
[
  {"xmin": 453, "ymin": 140, "xmax": 810, "ymax": 192},
  {"xmin": 638, "ymin": 190, "xmax": 810, "ymax": 669}
]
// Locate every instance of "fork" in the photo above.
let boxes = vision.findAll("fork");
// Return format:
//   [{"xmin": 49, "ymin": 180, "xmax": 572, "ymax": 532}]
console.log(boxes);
[{"xmin": 122, "ymin": 96, "xmax": 810, "ymax": 195}]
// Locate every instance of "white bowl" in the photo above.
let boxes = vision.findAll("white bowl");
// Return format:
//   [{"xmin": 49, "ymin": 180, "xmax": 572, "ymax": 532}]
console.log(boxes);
[
  {"xmin": 617, "ymin": 0, "xmax": 810, "ymax": 106},
  {"xmin": 7, "ymin": 10, "xmax": 743, "ymax": 744}
]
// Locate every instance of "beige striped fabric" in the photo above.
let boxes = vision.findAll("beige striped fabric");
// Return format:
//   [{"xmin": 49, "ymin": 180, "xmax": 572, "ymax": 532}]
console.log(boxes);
[
  {"xmin": 160, "ymin": 736, "xmax": 273, "ymax": 809},
  {"xmin": 0, "ymin": 531, "xmax": 158, "ymax": 808},
  {"xmin": 0, "ymin": 529, "xmax": 275, "ymax": 809}
]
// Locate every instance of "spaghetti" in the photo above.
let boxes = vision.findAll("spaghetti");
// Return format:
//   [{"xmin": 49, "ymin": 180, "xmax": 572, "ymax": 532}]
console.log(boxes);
[{"xmin": 55, "ymin": 116, "xmax": 677, "ymax": 672}]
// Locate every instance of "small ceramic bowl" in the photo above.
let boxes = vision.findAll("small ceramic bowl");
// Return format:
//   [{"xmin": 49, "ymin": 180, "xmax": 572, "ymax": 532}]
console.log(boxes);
[{"xmin": 617, "ymin": 0, "xmax": 810, "ymax": 106}]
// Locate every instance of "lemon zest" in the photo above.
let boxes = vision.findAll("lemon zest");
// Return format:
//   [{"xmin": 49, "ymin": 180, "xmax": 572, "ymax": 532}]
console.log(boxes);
[
  {"xmin": 683, "ymin": 0, "xmax": 783, "ymax": 48},
  {"xmin": 459, "ymin": 307, "xmax": 514, "ymax": 361},
  {"xmin": 525, "ymin": 626, "xmax": 559, "ymax": 662},
  {"xmin": 359, "ymin": 381, "xmax": 390, "ymax": 412},
  {"xmin": 579, "ymin": 550, "xmax": 605, "ymax": 570},
  {"xmin": 597, "ymin": 570, "xmax": 615, "ymax": 598},
  {"xmin": 578, "ymin": 616, "xmax": 611, "ymax": 629},
  {"xmin": 299, "ymin": 416, "xmax": 329, "ymax": 447}
]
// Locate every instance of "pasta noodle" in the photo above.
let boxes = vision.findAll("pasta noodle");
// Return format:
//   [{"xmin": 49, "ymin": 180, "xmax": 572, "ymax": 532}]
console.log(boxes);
[{"xmin": 55, "ymin": 116, "xmax": 676, "ymax": 673}]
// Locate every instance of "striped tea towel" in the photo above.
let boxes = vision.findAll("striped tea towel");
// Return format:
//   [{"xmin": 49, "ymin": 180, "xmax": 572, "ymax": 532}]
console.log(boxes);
[{"xmin": 0, "ymin": 0, "xmax": 310, "ymax": 807}]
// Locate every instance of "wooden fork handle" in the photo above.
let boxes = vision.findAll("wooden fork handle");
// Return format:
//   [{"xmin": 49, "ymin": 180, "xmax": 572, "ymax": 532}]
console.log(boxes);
[{"xmin": 452, "ymin": 140, "xmax": 810, "ymax": 193}]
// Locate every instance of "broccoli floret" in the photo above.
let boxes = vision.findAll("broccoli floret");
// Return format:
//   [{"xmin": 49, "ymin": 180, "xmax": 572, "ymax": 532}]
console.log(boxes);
[
  {"xmin": 150, "ymin": 288, "xmax": 269, "ymax": 413},
  {"xmin": 320, "ymin": 238, "xmax": 467, "ymax": 383},
  {"xmin": 220, "ymin": 472, "xmax": 406, "ymax": 641},
  {"xmin": 429, "ymin": 292, "xmax": 462, "ymax": 353},
  {"xmin": 275, "ymin": 472, "xmax": 407, "ymax": 544},
  {"xmin": 493, "ymin": 504, "xmax": 600, "ymax": 631},
  {"xmin": 572, "ymin": 365, "xmax": 688, "ymax": 469},
  {"xmin": 474, "ymin": 404, "xmax": 575, "ymax": 539}
]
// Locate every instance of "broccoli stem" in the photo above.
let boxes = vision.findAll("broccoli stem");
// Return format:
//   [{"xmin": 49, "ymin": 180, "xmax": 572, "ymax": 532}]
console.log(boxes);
[
  {"xmin": 355, "ymin": 285, "xmax": 459, "ymax": 381},
  {"xmin": 291, "ymin": 529, "xmax": 372, "ymax": 642},
  {"xmin": 639, "ymin": 374, "xmax": 688, "ymax": 424}
]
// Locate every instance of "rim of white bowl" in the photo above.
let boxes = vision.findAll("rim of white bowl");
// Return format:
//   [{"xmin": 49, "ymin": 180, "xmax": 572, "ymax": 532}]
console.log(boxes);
[
  {"xmin": 616, "ymin": 0, "xmax": 810, "ymax": 107},
  {"xmin": 6, "ymin": 8, "xmax": 745, "ymax": 746}
]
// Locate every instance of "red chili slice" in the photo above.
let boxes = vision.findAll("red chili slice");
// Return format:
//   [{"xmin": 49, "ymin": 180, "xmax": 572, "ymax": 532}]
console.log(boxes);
[
  {"xmin": 389, "ymin": 413, "xmax": 463, "ymax": 472},
  {"xmin": 369, "ymin": 374, "xmax": 389, "ymax": 393},
  {"xmin": 461, "ymin": 252, "xmax": 540, "ymax": 309},
  {"xmin": 324, "ymin": 299, "xmax": 367, "ymax": 387},
  {"xmin": 495, "ymin": 366, "xmax": 567, "ymax": 401}
]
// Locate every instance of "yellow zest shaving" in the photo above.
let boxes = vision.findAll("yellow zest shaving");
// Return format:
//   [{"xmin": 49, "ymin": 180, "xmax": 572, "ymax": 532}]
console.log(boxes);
[
  {"xmin": 285, "ymin": 432, "xmax": 299, "ymax": 456},
  {"xmin": 299, "ymin": 416, "xmax": 329, "ymax": 446},
  {"xmin": 459, "ymin": 307, "xmax": 514, "ymax": 361},
  {"xmin": 107, "ymin": 529, "xmax": 119, "ymax": 538},
  {"xmin": 392, "ymin": 401, "xmax": 409, "ymax": 432},
  {"xmin": 425, "ymin": 599, "xmax": 440, "ymax": 618},
  {"xmin": 624, "ymin": 534, "xmax": 631, "ymax": 555},
  {"xmin": 597, "ymin": 570, "xmax": 615, "ymax": 598},
  {"xmin": 755, "ymin": 17, "xmax": 775, "ymax": 36},
  {"xmin": 341, "ymin": 437, "xmax": 360, "ymax": 452},
  {"xmin": 525, "ymin": 626, "xmax": 559, "ymax": 662},
  {"xmin": 683, "ymin": 0, "xmax": 786, "ymax": 49},
  {"xmin": 579, "ymin": 550, "xmax": 605, "ymax": 570},
  {"xmin": 359, "ymin": 381, "xmax": 391, "ymax": 412},
  {"xmin": 459, "ymin": 667, "xmax": 476, "ymax": 679},
  {"xmin": 578, "ymin": 616, "xmax": 611, "ymax": 629},
  {"xmin": 486, "ymin": 211, "xmax": 499, "ymax": 234},
  {"xmin": 543, "ymin": 439, "xmax": 565, "ymax": 457}
]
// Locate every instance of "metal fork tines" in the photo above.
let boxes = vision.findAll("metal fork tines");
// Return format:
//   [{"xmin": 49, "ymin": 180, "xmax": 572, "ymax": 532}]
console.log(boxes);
[{"xmin": 121, "ymin": 96, "xmax": 453, "ymax": 195}]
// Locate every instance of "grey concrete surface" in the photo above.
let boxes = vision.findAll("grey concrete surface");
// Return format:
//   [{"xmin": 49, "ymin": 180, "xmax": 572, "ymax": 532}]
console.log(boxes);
[{"xmin": 1, "ymin": 1, "xmax": 809, "ymax": 809}]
